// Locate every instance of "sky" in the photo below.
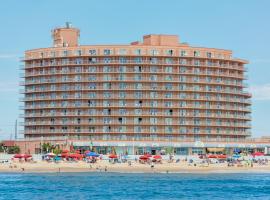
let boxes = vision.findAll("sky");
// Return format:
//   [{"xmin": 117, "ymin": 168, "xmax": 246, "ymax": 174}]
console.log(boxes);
[{"xmin": 0, "ymin": 0, "xmax": 270, "ymax": 139}]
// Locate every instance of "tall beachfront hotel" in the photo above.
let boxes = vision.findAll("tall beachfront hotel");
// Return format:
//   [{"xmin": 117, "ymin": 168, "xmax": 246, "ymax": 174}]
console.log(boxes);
[{"xmin": 20, "ymin": 23, "xmax": 256, "ymax": 155}]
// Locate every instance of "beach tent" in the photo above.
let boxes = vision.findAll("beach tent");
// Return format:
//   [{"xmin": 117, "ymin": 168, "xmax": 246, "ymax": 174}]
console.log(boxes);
[{"xmin": 86, "ymin": 152, "xmax": 99, "ymax": 157}]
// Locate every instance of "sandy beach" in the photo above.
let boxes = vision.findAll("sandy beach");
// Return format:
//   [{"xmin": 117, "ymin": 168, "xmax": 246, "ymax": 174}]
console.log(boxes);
[{"xmin": 1, "ymin": 160, "xmax": 270, "ymax": 174}]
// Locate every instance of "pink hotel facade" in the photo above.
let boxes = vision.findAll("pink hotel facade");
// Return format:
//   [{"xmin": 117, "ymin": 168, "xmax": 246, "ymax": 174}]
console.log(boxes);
[{"xmin": 19, "ymin": 23, "xmax": 270, "ymax": 154}]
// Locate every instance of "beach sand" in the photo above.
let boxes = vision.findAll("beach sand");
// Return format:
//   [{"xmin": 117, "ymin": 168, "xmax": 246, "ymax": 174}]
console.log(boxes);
[{"xmin": 1, "ymin": 160, "xmax": 270, "ymax": 174}]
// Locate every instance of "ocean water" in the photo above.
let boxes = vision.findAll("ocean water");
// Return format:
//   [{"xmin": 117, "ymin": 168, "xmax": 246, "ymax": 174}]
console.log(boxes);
[{"xmin": 0, "ymin": 173, "xmax": 269, "ymax": 200}]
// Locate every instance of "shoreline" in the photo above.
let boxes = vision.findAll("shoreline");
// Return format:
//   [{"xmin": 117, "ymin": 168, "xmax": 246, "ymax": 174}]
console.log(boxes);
[{"xmin": 1, "ymin": 161, "xmax": 270, "ymax": 174}]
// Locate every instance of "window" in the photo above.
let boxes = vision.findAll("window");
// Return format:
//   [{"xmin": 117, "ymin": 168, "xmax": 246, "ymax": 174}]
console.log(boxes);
[
  {"xmin": 75, "ymin": 50, "xmax": 82, "ymax": 56},
  {"xmin": 165, "ymin": 75, "xmax": 172, "ymax": 81},
  {"xmin": 194, "ymin": 60, "xmax": 200, "ymax": 66},
  {"xmin": 150, "ymin": 92, "xmax": 158, "ymax": 98},
  {"xmin": 88, "ymin": 75, "xmax": 96, "ymax": 81},
  {"xmin": 119, "ymin": 66, "xmax": 126, "ymax": 73},
  {"xmin": 194, "ymin": 50, "xmax": 200, "ymax": 57},
  {"xmin": 104, "ymin": 57, "xmax": 111, "ymax": 63},
  {"xmin": 165, "ymin": 49, "xmax": 174, "ymax": 56},
  {"xmin": 88, "ymin": 66, "xmax": 96, "ymax": 72},
  {"xmin": 180, "ymin": 50, "xmax": 187, "ymax": 56},
  {"xmin": 165, "ymin": 66, "xmax": 173, "ymax": 73},
  {"xmin": 150, "ymin": 117, "xmax": 158, "ymax": 124},
  {"xmin": 150, "ymin": 49, "xmax": 159, "ymax": 55},
  {"xmin": 150, "ymin": 66, "xmax": 158, "ymax": 72},
  {"xmin": 118, "ymin": 49, "xmax": 127, "ymax": 55},
  {"xmin": 134, "ymin": 57, "xmax": 142, "ymax": 63},
  {"xmin": 206, "ymin": 52, "xmax": 212, "ymax": 58},
  {"xmin": 165, "ymin": 118, "xmax": 172, "ymax": 125},
  {"xmin": 104, "ymin": 49, "xmax": 112, "ymax": 55},
  {"xmin": 134, "ymin": 66, "xmax": 142, "ymax": 72},
  {"xmin": 150, "ymin": 101, "xmax": 158, "ymax": 107},
  {"xmin": 165, "ymin": 58, "xmax": 173, "ymax": 64},
  {"xmin": 119, "ymin": 100, "xmax": 126, "ymax": 107},
  {"xmin": 134, "ymin": 49, "xmax": 142, "ymax": 55},
  {"xmin": 119, "ymin": 57, "xmax": 127, "ymax": 63},
  {"xmin": 150, "ymin": 57, "xmax": 158, "ymax": 64},
  {"xmin": 119, "ymin": 92, "xmax": 126, "ymax": 98},
  {"xmin": 119, "ymin": 82, "xmax": 127, "ymax": 89},
  {"xmin": 89, "ymin": 49, "xmax": 96, "ymax": 55},
  {"xmin": 103, "ymin": 66, "xmax": 112, "ymax": 72},
  {"xmin": 103, "ymin": 82, "xmax": 112, "ymax": 89},
  {"xmin": 134, "ymin": 74, "xmax": 142, "ymax": 81}
]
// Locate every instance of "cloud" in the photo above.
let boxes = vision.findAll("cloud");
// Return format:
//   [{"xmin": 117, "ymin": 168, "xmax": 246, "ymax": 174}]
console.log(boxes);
[
  {"xmin": 0, "ymin": 82, "xmax": 18, "ymax": 92},
  {"xmin": 250, "ymin": 84, "xmax": 270, "ymax": 100}
]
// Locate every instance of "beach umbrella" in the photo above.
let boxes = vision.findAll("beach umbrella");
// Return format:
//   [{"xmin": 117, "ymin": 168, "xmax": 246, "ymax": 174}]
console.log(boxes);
[
  {"xmin": 144, "ymin": 153, "xmax": 152, "ymax": 158},
  {"xmin": 62, "ymin": 150, "xmax": 69, "ymax": 154},
  {"xmin": 23, "ymin": 154, "xmax": 32, "ymax": 159},
  {"xmin": 109, "ymin": 154, "xmax": 117, "ymax": 159},
  {"xmin": 86, "ymin": 152, "xmax": 99, "ymax": 157},
  {"xmin": 46, "ymin": 152, "xmax": 56, "ymax": 157},
  {"xmin": 139, "ymin": 155, "xmax": 149, "ymax": 160},
  {"xmin": 252, "ymin": 152, "xmax": 264, "ymax": 157},
  {"xmin": 13, "ymin": 154, "xmax": 23, "ymax": 159},
  {"xmin": 217, "ymin": 154, "xmax": 227, "ymax": 159},
  {"xmin": 153, "ymin": 155, "xmax": 162, "ymax": 160},
  {"xmin": 61, "ymin": 153, "xmax": 69, "ymax": 158},
  {"xmin": 207, "ymin": 154, "xmax": 218, "ymax": 159},
  {"xmin": 69, "ymin": 153, "xmax": 83, "ymax": 159},
  {"xmin": 232, "ymin": 154, "xmax": 241, "ymax": 159},
  {"xmin": 84, "ymin": 150, "xmax": 91, "ymax": 154}
]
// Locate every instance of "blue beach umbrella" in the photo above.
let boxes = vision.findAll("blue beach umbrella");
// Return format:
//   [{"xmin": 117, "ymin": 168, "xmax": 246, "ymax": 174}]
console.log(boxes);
[
  {"xmin": 232, "ymin": 154, "xmax": 241, "ymax": 159},
  {"xmin": 86, "ymin": 152, "xmax": 99, "ymax": 157}
]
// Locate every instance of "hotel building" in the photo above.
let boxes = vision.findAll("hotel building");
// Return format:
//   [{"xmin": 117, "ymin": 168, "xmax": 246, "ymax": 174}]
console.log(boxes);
[{"xmin": 20, "ymin": 23, "xmax": 257, "ymax": 155}]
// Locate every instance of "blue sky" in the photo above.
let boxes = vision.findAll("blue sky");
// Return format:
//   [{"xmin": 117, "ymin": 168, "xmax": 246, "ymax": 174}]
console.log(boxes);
[{"xmin": 0, "ymin": 0, "xmax": 270, "ymax": 139}]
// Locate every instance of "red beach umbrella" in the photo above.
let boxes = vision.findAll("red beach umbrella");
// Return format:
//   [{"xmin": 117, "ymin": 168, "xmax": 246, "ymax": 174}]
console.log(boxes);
[
  {"xmin": 109, "ymin": 154, "xmax": 117, "ymax": 159},
  {"xmin": 13, "ymin": 154, "xmax": 23, "ymax": 159},
  {"xmin": 69, "ymin": 153, "xmax": 83, "ymax": 159},
  {"xmin": 217, "ymin": 154, "xmax": 227, "ymax": 159},
  {"xmin": 23, "ymin": 154, "xmax": 32, "ymax": 159},
  {"xmin": 252, "ymin": 152, "xmax": 264, "ymax": 157},
  {"xmin": 139, "ymin": 155, "xmax": 149, "ymax": 160},
  {"xmin": 62, "ymin": 150, "xmax": 69, "ymax": 154},
  {"xmin": 207, "ymin": 154, "xmax": 218, "ymax": 159},
  {"xmin": 153, "ymin": 155, "xmax": 162, "ymax": 159},
  {"xmin": 144, "ymin": 153, "xmax": 152, "ymax": 158}
]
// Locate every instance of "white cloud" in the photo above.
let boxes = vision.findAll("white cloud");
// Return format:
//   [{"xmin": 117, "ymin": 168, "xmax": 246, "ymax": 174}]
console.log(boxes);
[{"xmin": 250, "ymin": 84, "xmax": 270, "ymax": 100}]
